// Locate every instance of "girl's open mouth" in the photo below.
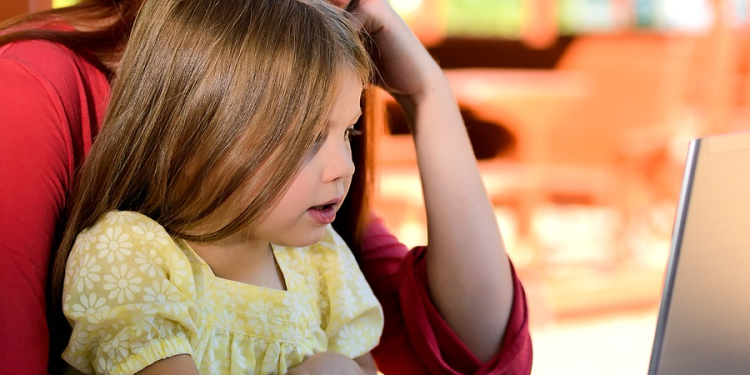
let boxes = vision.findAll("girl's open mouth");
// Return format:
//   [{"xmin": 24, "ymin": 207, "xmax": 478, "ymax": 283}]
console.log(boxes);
[
  {"xmin": 311, "ymin": 203, "xmax": 335, "ymax": 211},
  {"xmin": 308, "ymin": 203, "xmax": 337, "ymax": 224}
]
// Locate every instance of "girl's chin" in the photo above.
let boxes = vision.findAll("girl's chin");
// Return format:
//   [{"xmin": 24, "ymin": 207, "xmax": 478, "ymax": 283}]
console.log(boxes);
[{"xmin": 273, "ymin": 227, "xmax": 327, "ymax": 248}]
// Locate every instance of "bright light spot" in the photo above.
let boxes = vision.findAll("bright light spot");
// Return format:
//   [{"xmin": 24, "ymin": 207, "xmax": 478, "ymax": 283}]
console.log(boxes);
[
  {"xmin": 659, "ymin": 0, "xmax": 713, "ymax": 31},
  {"xmin": 392, "ymin": 0, "xmax": 423, "ymax": 17},
  {"xmin": 53, "ymin": 0, "xmax": 79, "ymax": 8},
  {"xmin": 398, "ymin": 220, "xmax": 426, "ymax": 249}
]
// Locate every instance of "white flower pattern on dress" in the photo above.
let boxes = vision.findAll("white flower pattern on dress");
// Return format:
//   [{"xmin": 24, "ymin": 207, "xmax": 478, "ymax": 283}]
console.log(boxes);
[
  {"xmin": 61, "ymin": 211, "xmax": 383, "ymax": 375},
  {"xmin": 96, "ymin": 226, "xmax": 133, "ymax": 263},
  {"xmin": 334, "ymin": 286, "xmax": 358, "ymax": 319},
  {"xmin": 131, "ymin": 220, "xmax": 170, "ymax": 246},
  {"xmin": 101, "ymin": 331, "xmax": 131, "ymax": 361},
  {"xmin": 67, "ymin": 328, "xmax": 89, "ymax": 356},
  {"xmin": 85, "ymin": 307, "xmax": 116, "ymax": 328},
  {"xmin": 143, "ymin": 279, "xmax": 186, "ymax": 315},
  {"xmin": 105, "ymin": 211, "xmax": 138, "ymax": 225},
  {"xmin": 74, "ymin": 253, "xmax": 102, "ymax": 293},
  {"xmin": 167, "ymin": 252, "xmax": 189, "ymax": 286},
  {"xmin": 130, "ymin": 310, "xmax": 157, "ymax": 339},
  {"xmin": 134, "ymin": 248, "xmax": 164, "ymax": 278},
  {"xmin": 68, "ymin": 293, "xmax": 108, "ymax": 318},
  {"xmin": 103, "ymin": 264, "xmax": 143, "ymax": 304},
  {"xmin": 335, "ymin": 324, "xmax": 368, "ymax": 356},
  {"xmin": 95, "ymin": 353, "xmax": 114, "ymax": 375}
]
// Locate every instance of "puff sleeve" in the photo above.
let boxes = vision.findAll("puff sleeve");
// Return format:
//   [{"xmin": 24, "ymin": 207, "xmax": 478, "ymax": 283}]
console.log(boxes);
[{"xmin": 62, "ymin": 211, "xmax": 198, "ymax": 375}]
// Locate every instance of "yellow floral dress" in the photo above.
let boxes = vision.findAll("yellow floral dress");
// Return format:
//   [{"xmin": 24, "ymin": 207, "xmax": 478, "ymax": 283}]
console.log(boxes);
[{"xmin": 62, "ymin": 211, "xmax": 383, "ymax": 375}]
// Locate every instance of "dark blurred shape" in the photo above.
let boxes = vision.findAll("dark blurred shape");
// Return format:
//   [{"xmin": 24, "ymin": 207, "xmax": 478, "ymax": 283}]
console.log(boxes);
[
  {"xmin": 385, "ymin": 101, "xmax": 515, "ymax": 160},
  {"xmin": 426, "ymin": 36, "xmax": 576, "ymax": 70},
  {"xmin": 466, "ymin": 114, "xmax": 516, "ymax": 159}
]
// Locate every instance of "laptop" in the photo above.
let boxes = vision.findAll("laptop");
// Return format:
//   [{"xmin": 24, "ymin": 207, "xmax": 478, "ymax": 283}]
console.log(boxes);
[{"xmin": 648, "ymin": 131, "xmax": 750, "ymax": 375}]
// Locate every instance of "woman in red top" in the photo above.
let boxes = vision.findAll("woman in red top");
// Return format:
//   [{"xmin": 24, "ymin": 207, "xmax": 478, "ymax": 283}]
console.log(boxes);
[{"xmin": 0, "ymin": 0, "xmax": 532, "ymax": 374}]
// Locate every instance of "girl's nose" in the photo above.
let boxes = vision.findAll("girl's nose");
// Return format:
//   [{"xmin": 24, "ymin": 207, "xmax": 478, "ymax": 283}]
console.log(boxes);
[{"xmin": 323, "ymin": 144, "xmax": 355, "ymax": 183}]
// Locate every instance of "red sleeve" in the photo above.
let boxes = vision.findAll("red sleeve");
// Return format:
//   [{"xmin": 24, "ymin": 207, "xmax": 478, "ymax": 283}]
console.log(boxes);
[
  {"xmin": 360, "ymin": 217, "xmax": 532, "ymax": 375},
  {"xmin": 0, "ymin": 41, "xmax": 106, "ymax": 375}
]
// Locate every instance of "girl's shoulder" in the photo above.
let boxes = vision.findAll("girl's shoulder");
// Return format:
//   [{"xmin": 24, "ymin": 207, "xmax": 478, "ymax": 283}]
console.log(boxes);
[
  {"xmin": 66, "ymin": 211, "xmax": 197, "ymax": 299},
  {"xmin": 81, "ymin": 210, "xmax": 170, "ymax": 238},
  {"xmin": 73, "ymin": 211, "xmax": 184, "ymax": 265}
]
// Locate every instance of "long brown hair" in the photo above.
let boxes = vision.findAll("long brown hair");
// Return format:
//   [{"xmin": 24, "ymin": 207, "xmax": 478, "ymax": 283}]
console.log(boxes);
[
  {"xmin": 0, "ymin": 0, "xmax": 144, "ymax": 76},
  {"xmin": 1, "ymin": 0, "xmax": 380, "ymax": 259},
  {"xmin": 48, "ymin": 0, "xmax": 376, "ymax": 369}
]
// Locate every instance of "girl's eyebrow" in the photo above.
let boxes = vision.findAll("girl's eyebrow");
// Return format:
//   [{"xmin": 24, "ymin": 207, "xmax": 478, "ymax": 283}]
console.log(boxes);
[
  {"xmin": 331, "ymin": 110, "xmax": 362, "ymax": 127},
  {"xmin": 326, "ymin": 110, "xmax": 362, "ymax": 129}
]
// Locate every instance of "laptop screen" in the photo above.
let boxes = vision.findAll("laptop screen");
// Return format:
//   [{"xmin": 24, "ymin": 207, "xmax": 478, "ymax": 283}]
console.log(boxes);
[{"xmin": 648, "ymin": 131, "xmax": 750, "ymax": 375}]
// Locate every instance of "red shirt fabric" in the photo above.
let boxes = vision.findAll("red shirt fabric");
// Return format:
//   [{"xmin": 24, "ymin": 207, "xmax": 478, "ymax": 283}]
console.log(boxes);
[
  {"xmin": 0, "ymin": 38, "xmax": 109, "ymax": 375},
  {"xmin": 361, "ymin": 217, "xmax": 532, "ymax": 375},
  {"xmin": 0, "ymin": 36, "xmax": 532, "ymax": 375}
]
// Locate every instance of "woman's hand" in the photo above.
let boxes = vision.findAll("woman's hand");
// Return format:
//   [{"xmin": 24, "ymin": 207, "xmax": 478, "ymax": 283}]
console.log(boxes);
[
  {"xmin": 285, "ymin": 351, "xmax": 377, "ymax": 375},
  {"xmin": 345, "ymin": 0, "xmax": 443, "ymax": 102}
]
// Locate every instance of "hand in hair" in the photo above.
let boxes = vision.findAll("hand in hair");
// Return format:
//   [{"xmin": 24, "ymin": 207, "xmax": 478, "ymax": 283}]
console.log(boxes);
[
  {"xmin": 285, "ymin": 351, "xmax": 377, "ymax": 375},
  {"xmin": 345, "ymin": 0, "xmax": 515, "ymax": 364},
  {"xmin": 345, "ymin": 0, "xmax": 443, "ymax": 105}
]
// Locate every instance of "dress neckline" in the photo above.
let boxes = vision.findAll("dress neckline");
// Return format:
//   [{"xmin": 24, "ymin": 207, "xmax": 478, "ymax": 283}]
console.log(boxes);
[{"xmin": 177, "ymin": 239, "xmax": 294, "ymax": 297}]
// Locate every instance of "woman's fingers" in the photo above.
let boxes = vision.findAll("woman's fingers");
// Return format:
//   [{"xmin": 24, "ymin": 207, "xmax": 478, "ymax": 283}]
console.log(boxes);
[{"xmin": 346, "ymin": 0, "xmax": 441, "ymax": 99}]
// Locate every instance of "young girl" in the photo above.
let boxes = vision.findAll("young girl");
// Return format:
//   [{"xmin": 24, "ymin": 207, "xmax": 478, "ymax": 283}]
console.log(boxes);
[
  {"xmin": 2, "ymin": 0, "xmax": 531, "ymax": 373},
  {"xmin": 53, "ymin": 0, "xmax": 383, "ymax": 373}
]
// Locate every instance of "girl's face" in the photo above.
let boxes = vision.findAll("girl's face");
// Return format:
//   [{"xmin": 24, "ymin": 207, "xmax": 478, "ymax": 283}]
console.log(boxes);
[{"xmin": 250, "ymin": 71, "xmax": 364, "ymax": 247}]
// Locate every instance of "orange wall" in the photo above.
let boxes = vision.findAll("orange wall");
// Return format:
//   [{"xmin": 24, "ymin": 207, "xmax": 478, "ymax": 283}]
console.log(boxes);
[{"xmin": 0, "ymin": 0, "xmax": 50, "ymax": 23}]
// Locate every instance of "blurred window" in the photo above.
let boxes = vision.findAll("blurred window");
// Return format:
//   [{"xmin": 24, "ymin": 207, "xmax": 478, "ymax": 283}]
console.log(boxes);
[
  {"xmin": 445, "ymin": 0, "xmax": 523, "ymax": 38},
  {"xmin": 391, "ymin": 0, "xmax": 750, "ymax": 39}
]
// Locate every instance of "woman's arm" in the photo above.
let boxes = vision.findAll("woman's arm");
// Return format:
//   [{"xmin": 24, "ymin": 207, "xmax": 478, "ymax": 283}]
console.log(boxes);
[
  {"xmin": 0, "ymin": 60, "xmax": 60, "ymax": 374},
  {"xmin": 349, "ymin": 0, "xmax": 513, "ymax": 362},
  {"xmin": 0, "ymin": 44, "xmax": 83, "ymax": 375}
]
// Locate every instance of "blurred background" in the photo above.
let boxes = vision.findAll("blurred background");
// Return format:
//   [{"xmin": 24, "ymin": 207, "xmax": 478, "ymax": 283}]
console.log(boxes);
[
  {"xmin": 375, "ymin": 1, "xmax": 750, "ymax": 374},
  {"xmin": 3, "ymin": 0, "xmax": 750, "ymax": 373}
]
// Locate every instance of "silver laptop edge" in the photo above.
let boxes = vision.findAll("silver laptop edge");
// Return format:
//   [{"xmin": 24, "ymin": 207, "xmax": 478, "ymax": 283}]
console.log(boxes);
[{"xmin": 648, "ymin": 139, "xmax": 702, "ymax": 375}]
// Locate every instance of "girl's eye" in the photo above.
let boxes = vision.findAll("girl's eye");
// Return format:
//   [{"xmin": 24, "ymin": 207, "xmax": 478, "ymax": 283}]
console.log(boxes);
[{"xmin": 345, "ymin": 127, "xmax": 362, "ymax": 141}]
